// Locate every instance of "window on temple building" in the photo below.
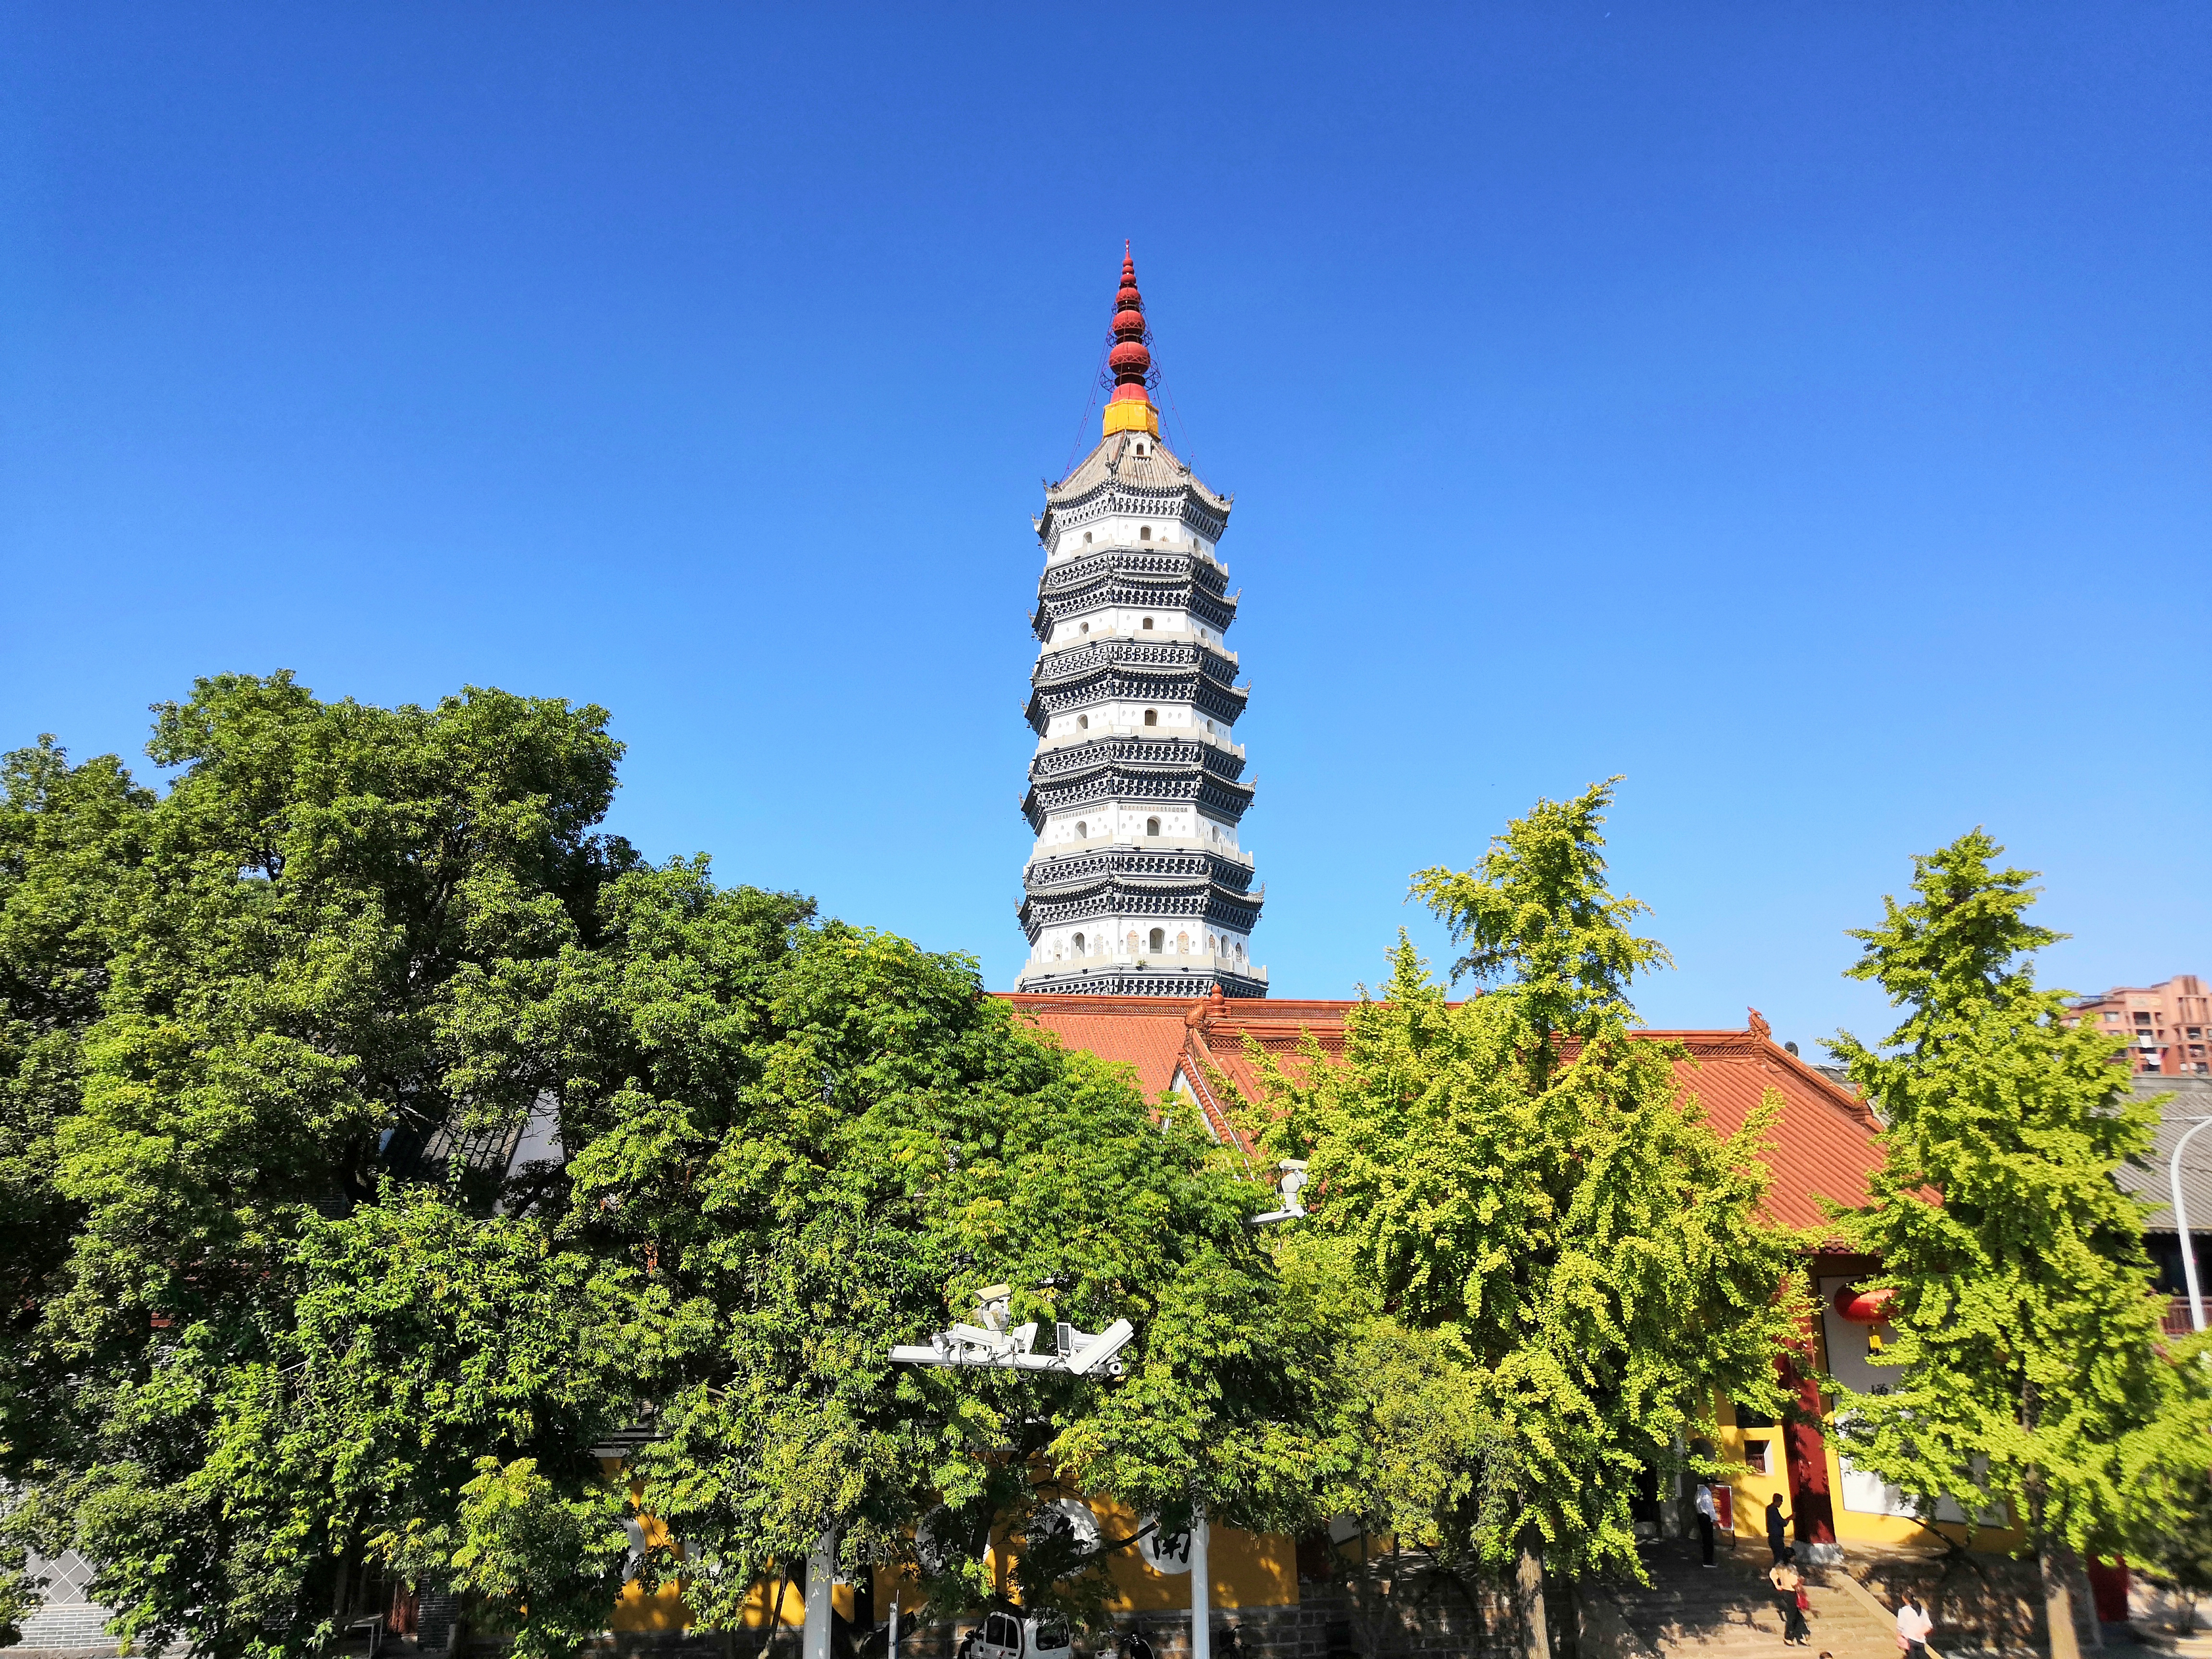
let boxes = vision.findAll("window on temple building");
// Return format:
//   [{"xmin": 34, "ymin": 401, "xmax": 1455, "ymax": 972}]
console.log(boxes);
[
  {"xmin": 1074, "ymin": 821, "xmax": 1086, "ymax": 838},
  {"xmin": 1143, "ymin": 709, "xmax": 1157, "ymax": 726},
  {"xmin": 1146, "ymin": 817, "xmax": 1160, "ymax": 837},
  {"xmin": 1077, "ymin": 714, "xmax": 1089, "ymax": 729},
  {"xmin": 1149, "ymin": 928, "xmax": 1165, "ymax": 953},
  {"xmin": 1083, "ymin": 532, "xmax": 1093, "ymax": 544},
  {"xmin": 1071, "ymin": 933, "xmax": 1084, "ymax": 953},
  {"xmin": 1142, "ymin": 616, "xmax": 1154, "ymax": 629},
  {"xmin": 1139, "ymin": 526, "xmax": 1151, "ymax": 540}
]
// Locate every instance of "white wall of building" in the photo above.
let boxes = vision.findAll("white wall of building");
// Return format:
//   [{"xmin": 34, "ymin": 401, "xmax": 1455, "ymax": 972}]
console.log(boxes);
[
  {"xmin": 1045, "ymin": 607, "xmax": 1231, "ymax": 650},
  {"xmin": 1049, "ymin": 517, "xmax": 1221, "ymax": 566},
  {"xmin": 1038, "ymin": 701, "xmax": 1240, "ymax": 746},
  {"xmin": 1028, "ymin": 921, "xmax": 1255, "ymax": 971},
  {"xmin": 1034, "ymin": 807, "xmax": 1242, "ymax": 855}
]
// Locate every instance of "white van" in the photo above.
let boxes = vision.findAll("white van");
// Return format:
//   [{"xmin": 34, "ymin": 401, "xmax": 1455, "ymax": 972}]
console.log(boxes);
[{"xmin": 971, "ymin": 1609, "xmax": 1072, "ymax": 1659}]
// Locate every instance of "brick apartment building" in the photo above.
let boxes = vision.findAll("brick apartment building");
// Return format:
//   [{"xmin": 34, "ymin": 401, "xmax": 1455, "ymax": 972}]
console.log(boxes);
[{"xmin": 2068, "ymin": 975, "xmax": 2211, "ymax": 1074}]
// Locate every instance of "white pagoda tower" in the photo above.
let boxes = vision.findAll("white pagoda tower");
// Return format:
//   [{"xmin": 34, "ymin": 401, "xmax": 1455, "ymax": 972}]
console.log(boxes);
[{"xmin": 1014, "ymin": 250, "xmax": 1265, "ymax": 998}]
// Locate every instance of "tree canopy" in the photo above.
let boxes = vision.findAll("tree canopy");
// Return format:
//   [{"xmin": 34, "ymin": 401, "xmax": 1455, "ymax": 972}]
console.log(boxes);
[
  {"xmin": 1244, "ymin": 781, "xmax": 1809, "ymax": 1649},
  {"xmin": 1829, "ymin": 829, "xmax": 2212, "ymax": 1659},
  {"xmin": 0, "ymin": 674, "xmax": 1344, "ymax": 1659}
]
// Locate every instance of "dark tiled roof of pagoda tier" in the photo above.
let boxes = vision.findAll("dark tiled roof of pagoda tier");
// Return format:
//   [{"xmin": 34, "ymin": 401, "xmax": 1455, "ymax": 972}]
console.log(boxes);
[
  {"xmin": 1018, "ymin": 845, "xmax": 1264, "ymax": 934},
  {"xmin": 1025, "ymin": 639, "xmax": 1249, "ymax": 732},
  {"xmin": 1020, "ymin": 882, "xmax": 1264, "ymax": 935},
  {"xmin": 1025, "ymin": 844, "xmax": 1257, "ymax": 896},
  {"xmin": 1036, "ymin": 431, "xmax": 1231, "ymax": 546},
  {"xmin": 1022, "ymin": 739, "xmax": 1254, "ymax": 831},
  {"xmin": 1031, "ymin": 548, "xmax": 1237, "ymax": 640},
  {"xmin": 1034, "ymin": 636, "xmax": 1239, "ymax": 690},
  {"xmin": 1014, "ymin": 964, "xmax": 1268, "ymax": 1000},
  {"xmin": 1029, "ymin": 735, "xmax": 1247, "ymax": 785}
]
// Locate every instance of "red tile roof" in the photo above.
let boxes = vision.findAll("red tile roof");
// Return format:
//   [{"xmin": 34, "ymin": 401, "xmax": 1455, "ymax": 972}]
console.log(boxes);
[{"xmin": 999, "ymin": 991, "xmax": 1884, "ymax": 1235}]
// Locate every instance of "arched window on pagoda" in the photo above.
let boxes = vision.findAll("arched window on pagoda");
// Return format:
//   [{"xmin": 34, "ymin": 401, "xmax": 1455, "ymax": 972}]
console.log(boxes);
[{"xmin": 1149, "ymin": 928, "xmax": 1165, "ymax": 954}]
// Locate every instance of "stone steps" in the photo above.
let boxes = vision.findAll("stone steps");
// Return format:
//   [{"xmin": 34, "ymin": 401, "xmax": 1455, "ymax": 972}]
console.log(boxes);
[{"xmin": 1597, "ymin": 1541, "xmax": 1905, "ymax": 1659}]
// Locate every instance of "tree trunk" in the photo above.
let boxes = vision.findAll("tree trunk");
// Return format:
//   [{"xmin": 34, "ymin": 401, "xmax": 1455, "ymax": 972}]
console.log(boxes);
[
  {"xmin": 1516, "ymin": 1545, "xmax": 1550, "ymax": 1659},
  {"xmin": 2041, "ymin": 1544, "xmax": 2082, "ymax": 1659},
  {"xmin": 767, "ymin": 1563, "xmax": 794, "ymax": 1659}
]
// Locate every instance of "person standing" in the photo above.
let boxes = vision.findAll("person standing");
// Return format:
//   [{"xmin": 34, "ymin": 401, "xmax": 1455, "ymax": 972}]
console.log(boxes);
[
  {"xmin": 1765, "ymin": 1493, "xmax": 1791, "ymax": 1565},
  {"xmin": 1896, "ymin": 1594, "xmax": 1933, "ymax": 1659},
  {"xmin": 1695, "ymin": 1481, "xmax": 1718, "ymax": 1567},
  {"xmin": 1769, "ymin": 1550, "xmax": 1810, "ymax": 1646}
]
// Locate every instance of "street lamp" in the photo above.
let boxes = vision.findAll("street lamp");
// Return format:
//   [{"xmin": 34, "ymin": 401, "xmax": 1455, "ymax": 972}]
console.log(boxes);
[{"xmin": 2170, "ymin": 1118, "xmax": 2212, "ymax": 1334}]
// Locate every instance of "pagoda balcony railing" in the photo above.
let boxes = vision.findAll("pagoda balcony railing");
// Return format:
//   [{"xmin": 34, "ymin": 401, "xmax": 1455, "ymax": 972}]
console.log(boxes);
[
  {"xmin": 1038, "ymin": 545, "xmax": 1232, "ymax": 595},
  {"xmin": 1028, "ymin": 735, "xmax": 1248, "ymax": 781},
  {"xmin": 1032, "ymin": 637, "xmax": 1240, "ymax": 689},
  {"xmin": 1024, "ymin": 843, "xmax": 1257, "ymax": 887}
]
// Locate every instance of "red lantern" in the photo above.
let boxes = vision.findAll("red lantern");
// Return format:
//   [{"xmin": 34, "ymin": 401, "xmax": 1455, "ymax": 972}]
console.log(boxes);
[{"xmin": 1832, "ymin": 1285, "xmax": 1898, "ymax": 1323}]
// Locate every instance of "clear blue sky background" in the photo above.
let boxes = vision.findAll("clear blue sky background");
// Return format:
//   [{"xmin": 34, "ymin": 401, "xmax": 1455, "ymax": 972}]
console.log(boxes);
[{"xmin": 3, "ymin": 4, "xmax": 2206, "ymax": 1054}]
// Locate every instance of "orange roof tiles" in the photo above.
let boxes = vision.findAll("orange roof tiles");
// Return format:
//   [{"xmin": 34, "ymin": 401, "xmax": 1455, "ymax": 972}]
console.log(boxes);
[{"xmin": 999, "ymin": 991, "xmax": 1884, "ymax": 1236}]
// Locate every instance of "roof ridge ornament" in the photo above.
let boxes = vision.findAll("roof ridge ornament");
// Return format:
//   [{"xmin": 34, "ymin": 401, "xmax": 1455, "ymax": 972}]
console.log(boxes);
[{"xmin": 1103, "ymin": 243, "xmax": 1160, "ymax": 439}]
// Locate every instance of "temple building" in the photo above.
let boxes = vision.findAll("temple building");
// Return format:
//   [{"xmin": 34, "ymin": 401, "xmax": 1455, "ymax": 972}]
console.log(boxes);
[{"xmin": 1014, "ymin": 251, "xmax": 1266, "ymax": 998}]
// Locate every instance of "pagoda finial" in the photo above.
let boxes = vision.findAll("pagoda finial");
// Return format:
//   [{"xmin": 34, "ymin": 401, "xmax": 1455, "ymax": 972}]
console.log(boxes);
[{"xmin": 1103, "ymin": 243, "xmax": 1159, "ymax": 439}]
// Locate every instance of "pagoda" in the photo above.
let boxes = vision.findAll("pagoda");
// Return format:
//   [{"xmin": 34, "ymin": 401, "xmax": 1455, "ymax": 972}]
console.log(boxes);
[{"xmin": 1013, "ymin": 250, "xmax": 1266, "ymax": 998}]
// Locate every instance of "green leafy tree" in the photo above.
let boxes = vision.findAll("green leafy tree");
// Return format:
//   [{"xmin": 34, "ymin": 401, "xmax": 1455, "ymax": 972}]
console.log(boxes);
[
  {"xmin": 3, "ymin": 675, "xmax": 1349, "ymax": 1657},
  {"xmin": 1246, "ymin": 781, "xmax": 1809, "ymax": 1659},
  {"xmin": 3, "ymin": 674, "xmax": 647, "ymax": 1659},
  {"xmin": 0, "ymin": 738, "xmax": 157, "ymax": 1629},
  {"xmin": 2135, "ymin": 1467, "xmax": 2212, "ymax": 1632},
  {"xmin": 530, "ymin": 864, "xmax": 1346, "ymax": 1630},
  {"xmin": 1829, "ymin": 830, "xmax": 2212, "ymax": 1659}
]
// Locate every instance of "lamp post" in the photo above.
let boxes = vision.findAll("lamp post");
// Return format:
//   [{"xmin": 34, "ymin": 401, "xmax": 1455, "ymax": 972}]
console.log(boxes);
[
  {"xmin": 2168, "ymin": 1117, "xmax": 2212, "ymax": 1334},
  {"xmin": 1190, "ymin": 1511, "xmax": 1211, "ymax": 1659}
]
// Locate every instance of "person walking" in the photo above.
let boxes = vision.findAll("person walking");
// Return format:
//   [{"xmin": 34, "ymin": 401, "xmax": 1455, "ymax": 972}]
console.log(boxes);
[
  {"xmin": 1695, "ymin": 1481, "xmax": 1718, "ymax": 1567},
  {"xmin": 1765, "ymin": 1493, "xmax": 1791, "ymax": 1565},
  {"xmin": 1769, "ymin": 1550, "xmax": 1810, "ymax": 1646},
  {"xmin": 1896, "ymin": 1594, "xmax": 1933, "ymax": 1659}
]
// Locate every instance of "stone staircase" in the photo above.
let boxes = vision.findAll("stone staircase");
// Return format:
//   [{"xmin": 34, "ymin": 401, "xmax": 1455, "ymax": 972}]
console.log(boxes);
[{"xmin": 1593, "ymin": 1539, "xmax": 1906, "ymax": 1659}]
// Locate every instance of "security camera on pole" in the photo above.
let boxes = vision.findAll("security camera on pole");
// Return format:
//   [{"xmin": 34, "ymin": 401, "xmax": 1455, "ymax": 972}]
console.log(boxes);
[
  {"xmin": 868, "ymin": 1286, "xmax": 1138, "ymax": 1659},
  {"xmin": 1246, "ymin": 1160, "xmax": 1308, "ymax": 1226},
  {"xmin": 889, "ymin": 1284, "xmax": 1135, "ymax": 1376}
]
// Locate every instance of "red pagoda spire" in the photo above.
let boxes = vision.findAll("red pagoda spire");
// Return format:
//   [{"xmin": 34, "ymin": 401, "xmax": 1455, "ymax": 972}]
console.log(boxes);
[{"xmin": 1102, "ymin": 242, "xmax": 1160, "ymax": 438}]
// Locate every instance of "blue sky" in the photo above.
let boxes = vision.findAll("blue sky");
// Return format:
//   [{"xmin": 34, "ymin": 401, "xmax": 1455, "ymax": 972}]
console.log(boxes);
[{"xmin": 3, "ymin": 4, "xmax": 2206, "ymax": 1053}]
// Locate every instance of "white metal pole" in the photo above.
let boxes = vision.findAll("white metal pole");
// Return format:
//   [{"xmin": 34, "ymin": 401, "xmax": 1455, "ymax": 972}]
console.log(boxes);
[
  {"xmin": 1189, "ymin": 1514, "xmax": 1210, "ymax": 1659},
  {"xmin": 2171, "ymin": 1119, "xmax": 2212, "ymax": 1334},
  {"xmin": 805, "ymin": 1527, "xmax": 838, "ymax": 1659},
  {"xmin": 888, "ymin": 1595, "xmax": 899, "ymax": 1659}
]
